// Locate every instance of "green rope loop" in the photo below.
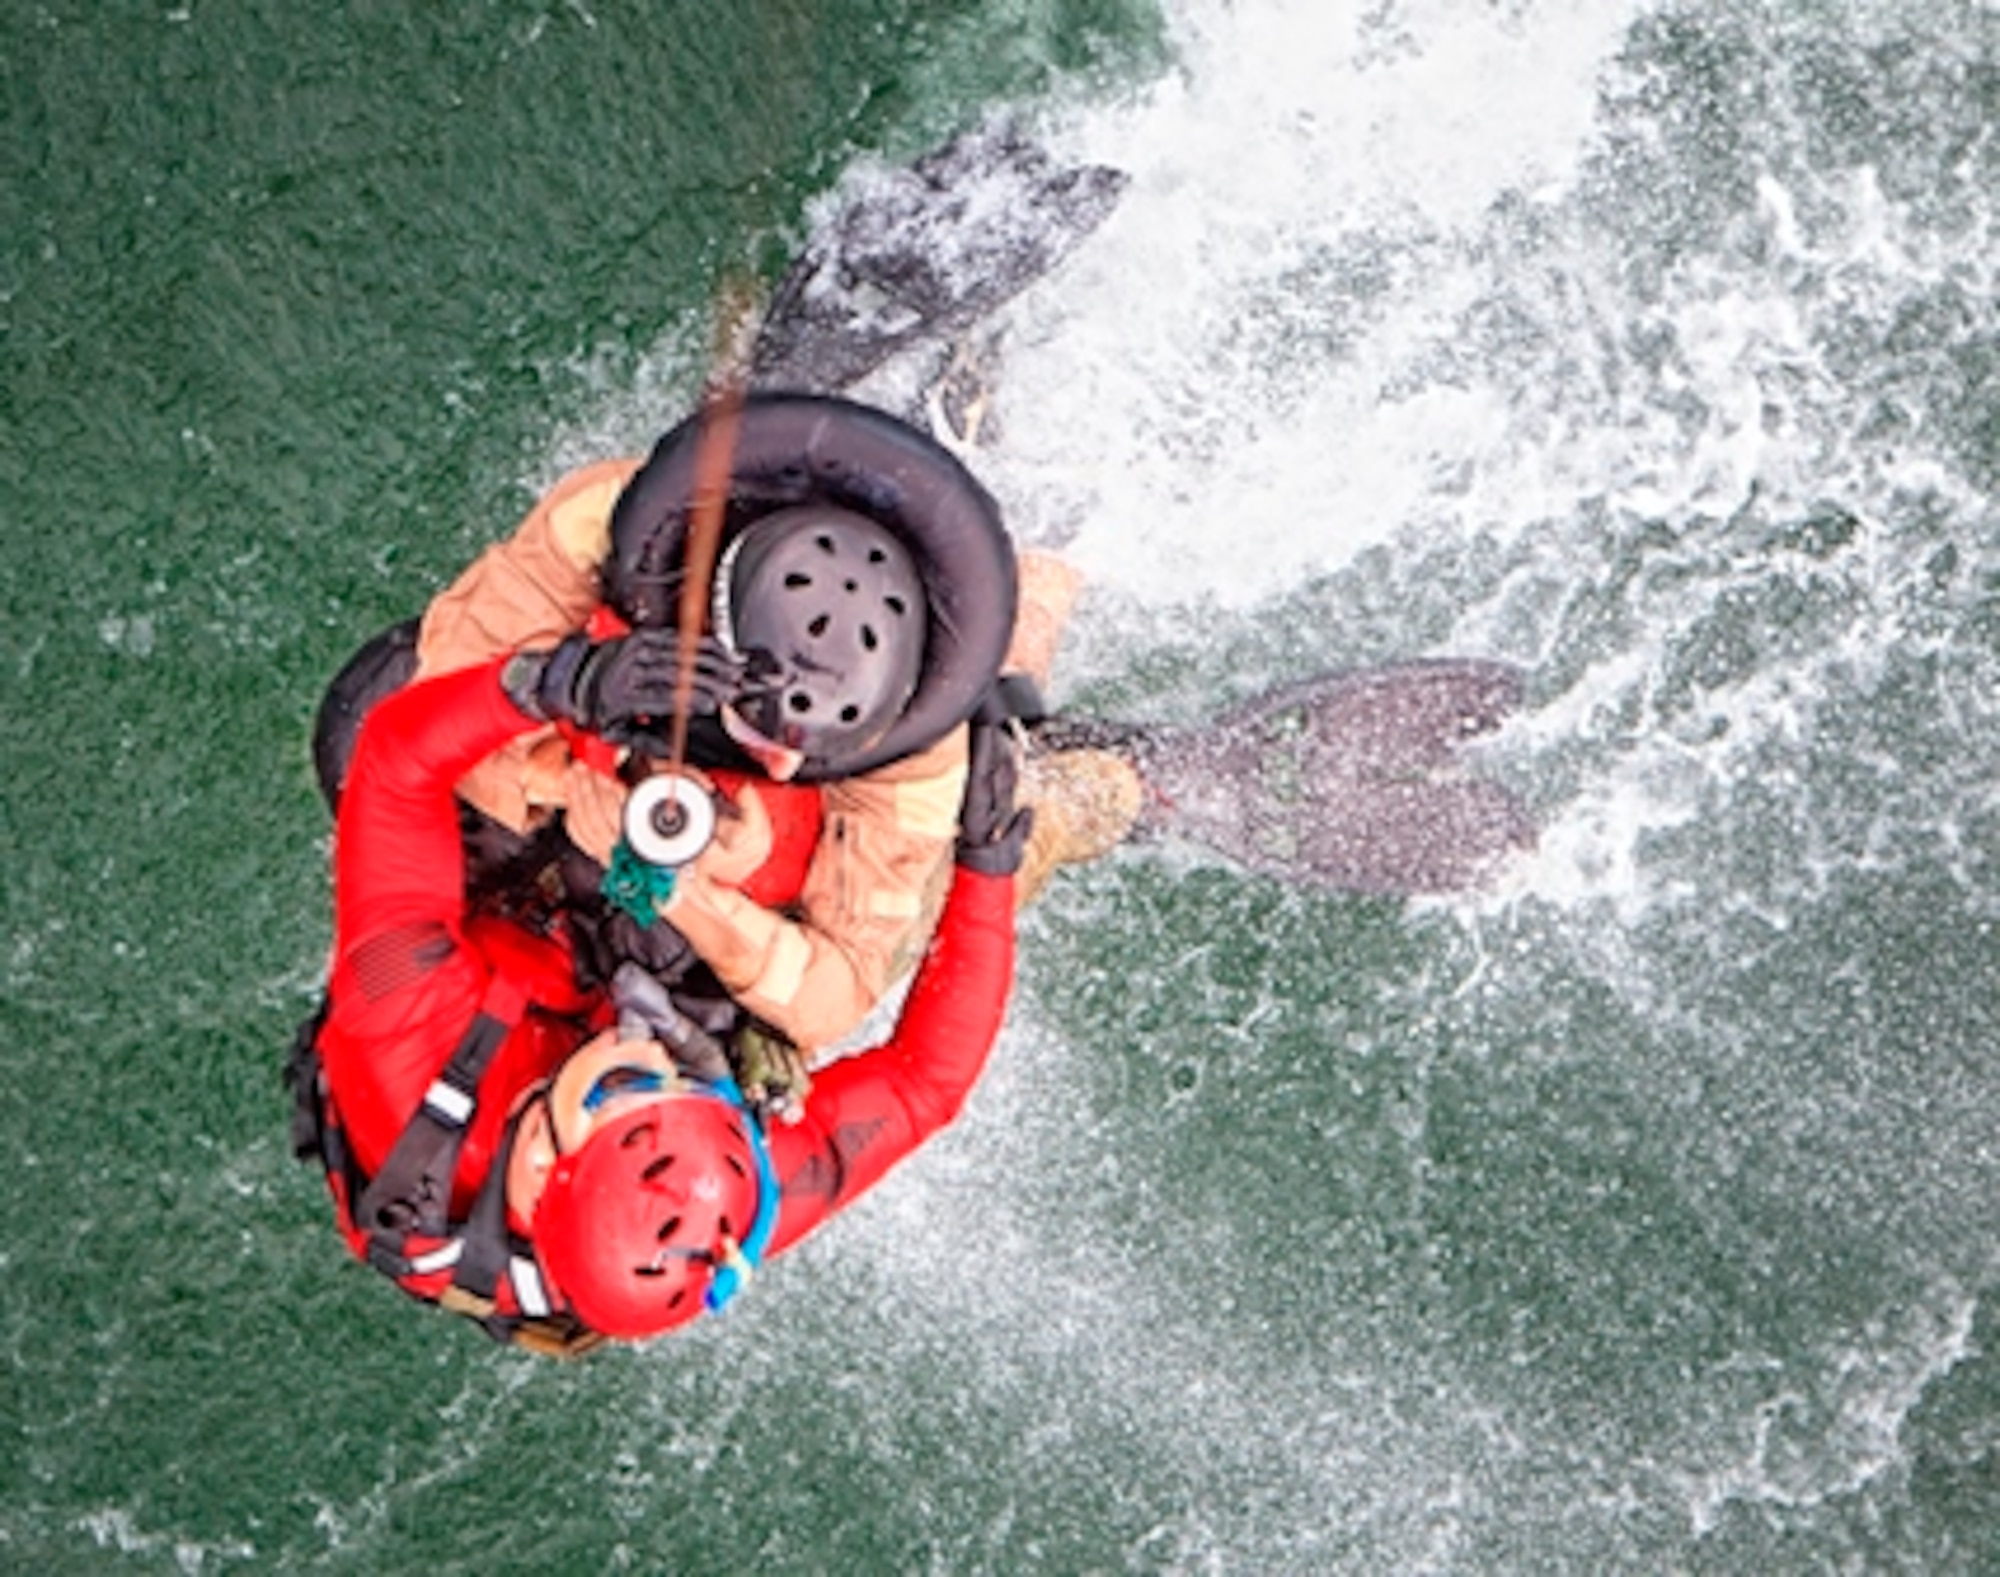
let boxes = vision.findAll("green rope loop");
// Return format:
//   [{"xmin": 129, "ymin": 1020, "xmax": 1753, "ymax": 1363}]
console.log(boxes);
[{"xmin": 601, "ymin": 839, "xmax": 678, "ymax": 926}]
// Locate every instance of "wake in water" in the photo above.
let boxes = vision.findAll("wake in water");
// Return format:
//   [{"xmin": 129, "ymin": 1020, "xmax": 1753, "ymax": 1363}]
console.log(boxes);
[
  {"xmin": 834, "ymin": 1, "xmax": 2000, "ymax": 1567},
  {"xmin": 542, "ymin": 0, "xmax": 1998, "ymax": 1566}
]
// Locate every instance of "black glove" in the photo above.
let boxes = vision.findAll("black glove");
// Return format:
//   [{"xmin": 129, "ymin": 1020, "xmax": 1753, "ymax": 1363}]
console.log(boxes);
[
  {"xmin": 623, "ymin": 643, "xmax": 784, "ymax": 761},
  {"xmin": 505, "ymin": 630, "xmax": 747, "ymax": 738},
  {"xmin": 610, "ymin": 963, "xmax": 734, "ymax": 1084},
  {"xmin": 955, "ymin": 713, "xmax": 1033, "ymax": 876},
  {"xmin": 566, "ymin": 897, "xmax": 697, "ymax": 992}
]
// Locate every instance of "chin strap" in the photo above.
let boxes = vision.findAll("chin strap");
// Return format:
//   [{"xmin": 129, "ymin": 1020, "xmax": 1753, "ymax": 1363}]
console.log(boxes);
[{"xmin": 700, "ymin": 1075, "xmax": 782, "ymax": 1314}]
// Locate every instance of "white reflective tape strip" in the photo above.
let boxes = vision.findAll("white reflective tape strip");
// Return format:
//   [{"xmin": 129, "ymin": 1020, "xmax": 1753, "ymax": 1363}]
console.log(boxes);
[
  {"xmin": 423, "ymin": 1080, "xmax": 475, "ymax": 1126},
  {"xmin": 891, "ymin": 770, "xmax": 966, "ymax": 839},
  {"xmin": 510, "ymin": 1256, "xmax": 550, "ymax": 1318},
  {"xmin": 758, "ymin": 924, "xmax": 813, "ymax": 1011},
  {"xmin": 407, "ymin": 1240, "xmax": 465, "ymax": 1275}
]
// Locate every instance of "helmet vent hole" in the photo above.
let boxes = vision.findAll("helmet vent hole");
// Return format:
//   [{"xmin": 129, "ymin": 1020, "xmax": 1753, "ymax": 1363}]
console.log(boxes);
[
  {"xmin": 844, "ymin": 578, "xmax": 859, "ymax": 593},
  {"xmin": 814, "ymin": 533, "xmax": 837, "ymax": 554},
  {"xmin": 867, "ymin": 547, "xmax": 886, "ymax": 564},
  {"xmin": 784, "ymin": 572, "xmax": 812, "ymax": 590},
  {"xmin": 807, "ymin": 614, "xmax": 829, "ymax": 638},
  {"xmin": 719, "ymin": 1214, "xmax": 734, "ymax": 1238},
  {"xmin": 724, "ymin": 1153, "xmax": 746, "ymax": 1177},
  {"xmin": 620, "ymin": 1122, "xmax": 659, "ymax": 1149},
  {"xmin": 860, "ymin": 626, "xmax": 878, "ymax": 651},
  {"xmin": 839, "ymin": 704, "xmax": 861, "ymax": 724},
  {"xmin": 884, "ymin": 595, "xmax": 907, "ymax": 617},
  {"xmin": 788, "ymin": 692, "xmax": 813, "ymax": 715},
  {"xmin": 641, "ymin": 1154, "xmax": 675, "ymax": 1182},
  {"xmin": 667, "ymin": 1288, "xmax": 687, "ymax": 1309},
  {"xmin": 657, "ymin": 1215, "xmax": 682, "ymax": 1242}
]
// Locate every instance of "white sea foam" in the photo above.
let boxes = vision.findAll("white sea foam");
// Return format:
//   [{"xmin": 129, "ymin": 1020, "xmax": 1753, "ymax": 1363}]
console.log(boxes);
[
  {"xmin": 786, "ymin": 1006, "xmax": 1516, "ymax": 1569},
  {"xmin": 956, "ymin": 0, "xmax": 1996, "ymax": 945},
  {"xmin": 1675, "ymin": 1286, "xmax": 1980, "ymax": 1537},
  {"xmin": 541, "ymin": 1, "xmax": 1999, "ymax": 1562},
  {"xmin": 882, "ymin": 0, "xmax": 1997, "ymax": 1563},
  {"xmin": 976, "ymin": 0, "xmax": 1648, "ymax": 605},
  {"xmin": 72, "ymin": 1507, "xmax": 255, "ymax": 1574}
]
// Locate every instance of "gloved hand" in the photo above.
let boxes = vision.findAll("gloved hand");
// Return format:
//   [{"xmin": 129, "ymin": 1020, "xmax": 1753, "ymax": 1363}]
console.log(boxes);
[
  {"xmin": 504, "ymin": 630, "xmax": 747, "ymax": 739},
  {"xmin": 730, "ymin": 1023, "xmax": 811, "ymax": 1127},
  {"xmin": 623, "ymin": 644, "xmax": 786, "ymax": 761},
  {"xmin": 610, "ymin": 962, "xmax": 733, "ymax": 1084},
  {"xmin": 955, "ymin": 711, "xmax": 1033, "ymax": 876},
  {"xmin": 567, "ymin": 895, "xmax": 698, "ymax": 992}
]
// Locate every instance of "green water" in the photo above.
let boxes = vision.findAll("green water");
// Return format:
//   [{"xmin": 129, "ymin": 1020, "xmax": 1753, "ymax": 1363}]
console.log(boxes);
[
  {"xmin": 4, "ymin": 4, "xmax": 1163, "ymax": 1569},
  {"xmin": 6, "ymin": 1, "xmax": 1998, "ymax": 1572}
]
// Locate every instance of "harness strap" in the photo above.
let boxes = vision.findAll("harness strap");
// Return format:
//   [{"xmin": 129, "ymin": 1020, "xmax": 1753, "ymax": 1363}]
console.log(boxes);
[
  {"xmin": 285, "ymin": 997, "xmax": 333, "ymax": 1155},
  {"xmin": 509, "ymin": 1254, "xmax": 553, "ymax": 1319},
  {"xmin": 290, "ymin": 978, "xmax": 612, "ymax": 1354},
  {"xmin": 354, "ymin": 975, "xmax": 529, "ymax": 1246},
  {"xmin": 375, "ymin": 1238, "xmax": 465, "ymax": 1280},
  {"xmin": 433, "ymin": 1131, "xmax": 577, "ymax": 1343},
  {"xmin": 438, "ymin": 1120, "xmax": 522, "ymax": 1317}
]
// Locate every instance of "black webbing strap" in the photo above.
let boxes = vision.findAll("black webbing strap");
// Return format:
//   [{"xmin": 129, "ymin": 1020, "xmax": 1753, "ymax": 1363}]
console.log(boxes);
[
  {"xmin": 435, "ymin": 1101, "xmax": 593, "ymax": 1351},
  {"xmin": 354, "ymin": 982, "xmax": 525, "ymax": 1263},
  {"xmin": 437, "ymin": 1123, "xmax": 520, "ymax": 1317},
  {"xmin": 284, "ymin": 997, "xmax": 332, "ymax": 1163},
  {"xmin": 288, "ymin": 982, "xmax": 605, "ymax": 1351}
]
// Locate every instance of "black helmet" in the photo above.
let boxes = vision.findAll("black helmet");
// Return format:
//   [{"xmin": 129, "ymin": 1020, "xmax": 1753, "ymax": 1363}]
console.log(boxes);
[
  {"xmin": 717, "ymin": 504, "xmax": 928, "ymax": 763},
  {"xmin": 312, "ymin": 618, "xmax": 419, "ymax": 812},
  {"xmin": 606, "ymin": 393, "xmax": 1018, "ymax": 781}
]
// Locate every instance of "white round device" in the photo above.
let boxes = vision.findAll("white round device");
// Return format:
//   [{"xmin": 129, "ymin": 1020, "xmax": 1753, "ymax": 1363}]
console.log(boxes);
[{"xmin": 623, "ymin": 774, "xmax": 717, "ymax": 868}]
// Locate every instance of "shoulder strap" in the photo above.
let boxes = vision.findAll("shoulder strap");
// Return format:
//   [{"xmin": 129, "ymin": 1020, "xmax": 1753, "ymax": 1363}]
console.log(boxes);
[
  {"xmin": 353, "ymin": 974, "xmax": 530, "ymax": 1254},
  {"xmin": 292, "ymin": 976, "xmax": 615, "ymax": 1354}
]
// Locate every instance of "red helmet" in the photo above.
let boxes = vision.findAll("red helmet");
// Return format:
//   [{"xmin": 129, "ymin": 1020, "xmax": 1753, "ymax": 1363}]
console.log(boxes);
[{"xmin": 532, "ymin": 1091, "xmax": 774, "ymax": 1339}]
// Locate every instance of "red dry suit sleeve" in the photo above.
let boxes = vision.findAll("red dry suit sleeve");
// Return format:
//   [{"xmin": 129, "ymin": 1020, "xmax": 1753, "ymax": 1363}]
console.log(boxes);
[
  {"xmin": 332, "ymin": 660, "xmax": 533, "ymax": 939},
  {"xmin": 763, "ymin": 866, "xmax": 1016, "ymax": 1257},
  {"xmin": 321, "ymin": 659, "xmax": 567, "ymax": 1179}
]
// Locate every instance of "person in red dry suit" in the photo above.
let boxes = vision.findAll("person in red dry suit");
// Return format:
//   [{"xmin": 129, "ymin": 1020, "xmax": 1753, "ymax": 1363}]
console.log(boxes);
[{"xmin": 289, "ymin": 642, "xmax": 1028, "ymax": 1354}]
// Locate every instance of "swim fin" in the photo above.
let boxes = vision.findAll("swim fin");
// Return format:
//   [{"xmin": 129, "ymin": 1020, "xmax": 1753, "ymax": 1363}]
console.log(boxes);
[
  {"xmin": 1034, "ymin": 660, "xmax": 1536, "ymax": 897},
  {"xmin": 751, "ymin": 118, "xmax": 1128, "ymax": 395}
]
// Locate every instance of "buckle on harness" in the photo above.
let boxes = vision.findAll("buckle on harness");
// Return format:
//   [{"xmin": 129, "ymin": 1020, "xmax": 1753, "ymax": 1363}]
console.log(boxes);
[
  {"xmin": 365, "ymin": 1236, "xmax": 464, "ymax": 1281},
  {"xmin": 422, "ymin": 1076, "xmax": 476, "ymax": 1127}
]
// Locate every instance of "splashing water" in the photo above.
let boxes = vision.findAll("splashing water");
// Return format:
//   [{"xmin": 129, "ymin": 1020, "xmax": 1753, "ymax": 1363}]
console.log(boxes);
[
  {"xmin": 497, "ymin": 2, "xmax": 2000, "ymax": 1566},
  {"xmin": 782, "ymin": 1, "xmax": 2000, "ymax": 1567}
]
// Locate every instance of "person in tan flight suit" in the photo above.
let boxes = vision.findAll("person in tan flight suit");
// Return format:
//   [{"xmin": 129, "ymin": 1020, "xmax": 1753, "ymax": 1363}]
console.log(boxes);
[{"xmin": 414, "ymin": 456, "xmax": 1142, "ymax": 1072}]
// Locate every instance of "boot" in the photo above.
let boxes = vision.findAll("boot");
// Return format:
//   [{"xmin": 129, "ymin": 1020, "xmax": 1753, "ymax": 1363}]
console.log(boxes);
[{"xmin": 1016, "ymin": 746, "xmax": 1146, "ymax": 904}]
